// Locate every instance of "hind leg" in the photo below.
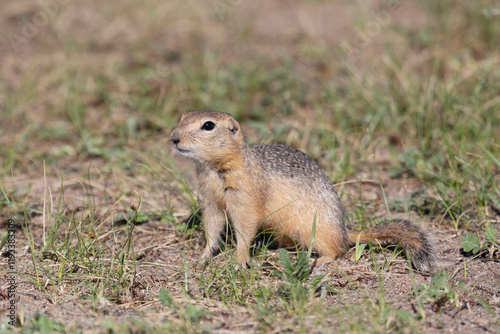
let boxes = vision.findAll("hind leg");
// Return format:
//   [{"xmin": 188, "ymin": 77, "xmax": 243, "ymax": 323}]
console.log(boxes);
[
  {"xmin": 312, "ymin": 246, "xmax": 344, "ymax": 268},
  {"xmin": 314, "ymin": 255, "xmax": 336, "ymax": 267},
  {"xmin": 311, "ymin": 246, "xmax": 344, "ymax": 275},
  {"xmin": 311, "ymin": 225, "xmax": 346, "ymax": 268}
]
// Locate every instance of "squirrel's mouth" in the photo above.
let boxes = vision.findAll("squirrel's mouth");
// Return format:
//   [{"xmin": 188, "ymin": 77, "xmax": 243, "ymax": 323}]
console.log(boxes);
[{"xmin": 173, "ymin": 143, "xmax": 191, "ymax": 155}]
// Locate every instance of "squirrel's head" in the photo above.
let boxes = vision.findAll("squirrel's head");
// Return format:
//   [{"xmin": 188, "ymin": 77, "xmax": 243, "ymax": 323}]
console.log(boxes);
[{"xmin": 170, "ymin": 110, "xmax": 244, "ymax": 164}]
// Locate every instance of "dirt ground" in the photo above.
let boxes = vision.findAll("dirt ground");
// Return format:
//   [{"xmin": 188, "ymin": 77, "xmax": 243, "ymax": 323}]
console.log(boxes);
[
  {"xmin": 1, "ymin": 150, "xmax": 499, "ymax": 333},
  {"xmin": 1, "ymin": 0, "xmax": 499, "ymax": 333}
]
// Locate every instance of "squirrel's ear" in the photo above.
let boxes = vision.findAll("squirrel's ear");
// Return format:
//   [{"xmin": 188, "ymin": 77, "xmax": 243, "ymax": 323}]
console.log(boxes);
[{"xmin": 228, "ymin": 118, "xmax": 239, "ymax": 134}]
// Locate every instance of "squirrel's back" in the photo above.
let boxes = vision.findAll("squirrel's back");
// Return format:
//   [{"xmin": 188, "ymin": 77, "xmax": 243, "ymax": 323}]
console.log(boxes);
[{"xmin": 250, "ymin": 143, "xmax": 328, "ymax": 180}]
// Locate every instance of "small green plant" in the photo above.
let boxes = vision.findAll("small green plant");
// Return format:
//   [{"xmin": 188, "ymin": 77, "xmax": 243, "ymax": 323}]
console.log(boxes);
[
  {"xmin": 416, "ymin": 270, "xmax": 459, "ymax": 311},
  {"xmin": 172, "ymin": 208, "xmax": 202, "ymax": 235},
  {"xmin": 460, "ymin": 225, "xmax": 500, "ymax": 257},
  {"xmin": 354, "ymin": 233, "xmax": 367, "ymax": 263},
  {"xmin": 158, "ymin": 287, "xmax": 209, "ymax": 332},
  {"xmin": 159, "ymin": 286, "xmax": 175, "ymax": 308},
  {"xmin": 275, "ymin": 248, "xmax": 328, "ymax": 321},
  {"xmin": 16, "ymin": 312, "xmax": 67, "ymax": 334},
  {"xmin": 157, "ymin": 209, "xmax": 177, "ymax": 224},
  {"xmin": 277, "ymin": 249, "xmax": 311, "ymax": 287},
  {"xmin": 113, "ymin": 207, "xmax": 149, "ymax": 224}
]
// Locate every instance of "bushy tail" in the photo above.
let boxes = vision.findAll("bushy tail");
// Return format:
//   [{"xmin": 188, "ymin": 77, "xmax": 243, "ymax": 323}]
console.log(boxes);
[{"xmin": 348, "ymin": 219, "xmax": 435, "ymax": 271}]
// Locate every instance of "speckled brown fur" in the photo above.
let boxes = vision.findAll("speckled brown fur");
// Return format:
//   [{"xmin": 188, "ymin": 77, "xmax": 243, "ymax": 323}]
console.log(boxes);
[{"xmin": 170, "ymin": 110, "xmax": 435, "ymax": 271}]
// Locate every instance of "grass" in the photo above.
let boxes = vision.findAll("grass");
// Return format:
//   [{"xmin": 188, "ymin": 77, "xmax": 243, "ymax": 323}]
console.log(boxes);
[
  {"xmin": 13, "ymin": 179, "xmax": 139, "ymax": 307},
  {"xmin": 1, "ymin": 0, "xmax": 500, "ymax": 332}
]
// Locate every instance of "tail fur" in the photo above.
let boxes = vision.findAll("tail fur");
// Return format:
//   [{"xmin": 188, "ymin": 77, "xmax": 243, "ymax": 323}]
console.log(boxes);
[{"xmin": 348, "ymin": 219, "xmax": 435, "ymax": 271}]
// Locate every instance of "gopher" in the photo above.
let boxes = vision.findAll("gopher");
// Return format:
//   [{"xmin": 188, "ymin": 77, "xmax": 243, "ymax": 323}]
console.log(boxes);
[{"xmin": 170, "ymin": 110, "xmax": 435, "ymax": 271}]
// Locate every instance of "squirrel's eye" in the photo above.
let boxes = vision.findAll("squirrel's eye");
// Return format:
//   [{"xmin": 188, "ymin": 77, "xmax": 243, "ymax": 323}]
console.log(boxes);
[{"xmin": 201, "ymin": 121, "xmax": 215, "ymax": 131}]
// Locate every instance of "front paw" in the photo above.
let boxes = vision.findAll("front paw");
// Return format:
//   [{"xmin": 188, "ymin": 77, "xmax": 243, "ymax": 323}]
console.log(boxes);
[
  {"xmin": 233, "ymin": 258, "xmax": 252, "ymax": 271},
  {"xmin": 199, "ymin": 249, "xmax": 212, "ymax": 265}
]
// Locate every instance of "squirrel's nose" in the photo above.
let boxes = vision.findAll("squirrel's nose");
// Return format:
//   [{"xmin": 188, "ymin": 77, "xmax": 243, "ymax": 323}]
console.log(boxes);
[{"xmin": 170, "ymin": 131, "xmax": 180, "ymax": 145}]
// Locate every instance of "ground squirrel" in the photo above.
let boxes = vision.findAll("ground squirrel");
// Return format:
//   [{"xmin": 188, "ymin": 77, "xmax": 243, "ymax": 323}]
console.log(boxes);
[{"xmin": 170, "ymin": 110, "xmax": 435, "ymax": 271}]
